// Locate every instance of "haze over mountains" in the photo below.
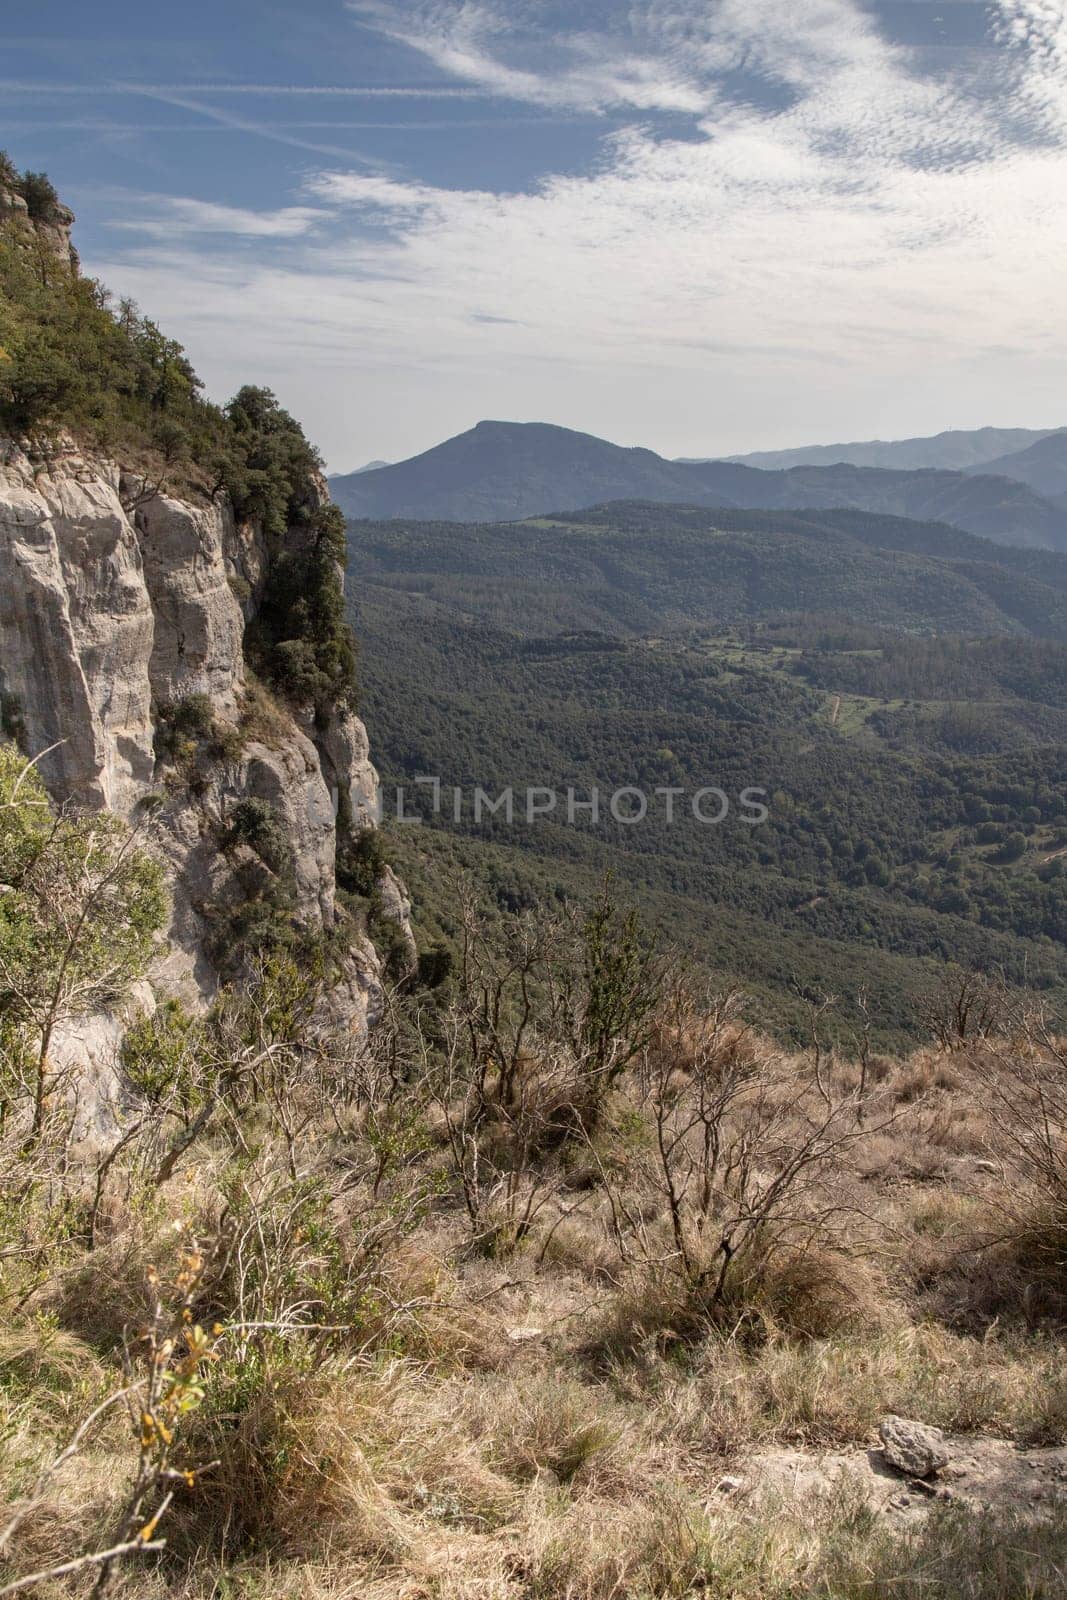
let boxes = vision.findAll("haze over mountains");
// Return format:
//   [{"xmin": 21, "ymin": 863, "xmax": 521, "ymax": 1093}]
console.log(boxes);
[
  {"xmin": 723, "ymin": 426, "xmax": 1059, "ymax": 473},
  {"xmin": 331, "ymin": 421, "xmax": 1067, "ymax": 551},
  {"xmin": 964, "ymin": 431, "xmax": 1067, "ymax": 503}
]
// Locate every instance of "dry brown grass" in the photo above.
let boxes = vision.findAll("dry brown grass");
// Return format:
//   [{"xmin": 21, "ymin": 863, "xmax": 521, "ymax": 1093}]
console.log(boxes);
[
  {"xmin": 237, "ymin": 674, "xmax": 299, "ymax": 750},
  {"xmin": 5, "ymin": 993, "xmax": 1067, "ymax": 1600}
]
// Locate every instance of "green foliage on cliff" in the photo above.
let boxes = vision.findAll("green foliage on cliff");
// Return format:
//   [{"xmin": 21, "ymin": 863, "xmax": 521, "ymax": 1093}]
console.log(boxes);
[
  {"xmin": 0, "ymin": 154, "xmax": 64, "ymax": 222},
  {"xmin": 0, "ymin": 743, "xmax": 168, "ymax": 1131},
  {"xmin": 249, "ymin": 501, "xmax": 359, "ymax": 715},
  {"xmin": 0, "ymin": 231, "xmax": 205, "ymax": 449},
  {"xmin": 0, "ymin": 156, "xmax": 358, "ymax": 715}
]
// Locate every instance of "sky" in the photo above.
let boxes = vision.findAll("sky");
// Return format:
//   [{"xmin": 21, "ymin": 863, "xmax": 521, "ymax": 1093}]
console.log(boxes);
[{"xmin": 3, "ymin": 1, "xmax": 1067, "ymax": 470}]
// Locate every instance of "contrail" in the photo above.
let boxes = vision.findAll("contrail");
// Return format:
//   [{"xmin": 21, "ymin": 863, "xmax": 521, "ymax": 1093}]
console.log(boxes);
[{"xmin": 0, "ymin": 80, "xmax": 486, "ymax": 98}]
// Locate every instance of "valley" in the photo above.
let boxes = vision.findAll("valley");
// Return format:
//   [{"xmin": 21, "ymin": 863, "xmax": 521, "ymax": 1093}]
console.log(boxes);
[{"xmin": 347, "ymin": 504, "xmax": 1067, "ymax": 1044}]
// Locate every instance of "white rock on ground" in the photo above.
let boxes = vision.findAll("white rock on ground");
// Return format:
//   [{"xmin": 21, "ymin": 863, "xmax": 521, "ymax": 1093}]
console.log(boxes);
[{"xmin": 878, "ymin": 1415, "xmax": 950, "ymax": 1478}]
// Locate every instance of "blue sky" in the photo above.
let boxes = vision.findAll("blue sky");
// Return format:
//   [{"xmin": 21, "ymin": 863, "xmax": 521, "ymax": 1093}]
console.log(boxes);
[{"xmin": 4, "ymin": 2, "xmax": 1067, "ymax": 469}]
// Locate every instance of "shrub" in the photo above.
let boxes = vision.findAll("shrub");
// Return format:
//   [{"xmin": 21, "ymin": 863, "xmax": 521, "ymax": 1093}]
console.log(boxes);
[
  {"xmin": 337, "ymin": 823, "xmax": 387, "ymax": 898},
  {"xmin": 222, "ymin": 798, "xmax": 294, "ymax": 877},
  {"xmin": 164, "ymin": 694, "xmax": 214, "ymax": 737},
  {"xmin": 954, "ymin": 1016, "xmax": 1067, "ymax": 1320},
  {"xmin": 120, "ymin": 999, "xmax": 203, "ymax": 1108},
  {"xmin": 416, "ymin": 940, "xmax": 453, "ymax": 990},
  {"xmin": 0, "ymin": 743, "xmax": 167, "ymax": 1137},
  {"xmin": 16, "ymin": 172, "xmax": 63, "ymax": 223},
  {"xmin": 246, "ymin": 501, "xmax": 359, "ymax": 717}
]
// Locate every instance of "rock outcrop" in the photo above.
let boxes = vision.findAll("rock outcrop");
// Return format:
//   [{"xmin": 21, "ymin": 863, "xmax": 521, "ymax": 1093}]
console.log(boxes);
[
  {"xmin": 878, "ymin": 1416, "xmax": 950, "ymax": 1479},
  {"xmin": 0, "ymin": 436, "xmax": 405, "ymax": 1033},
  {"xmin": 0, "ymin": 175, "xmax": 76, "ymax": 271}
]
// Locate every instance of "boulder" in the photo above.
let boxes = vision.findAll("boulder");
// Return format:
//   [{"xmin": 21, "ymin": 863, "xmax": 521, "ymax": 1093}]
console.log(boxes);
[{"xmin": 879, "ymin": 1415, "xmax": 949, "ymax": 1478}]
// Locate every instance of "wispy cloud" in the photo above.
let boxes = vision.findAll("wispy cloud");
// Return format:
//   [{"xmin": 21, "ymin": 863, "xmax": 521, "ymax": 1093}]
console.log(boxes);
[
  {"xmin": 0, "ymin": 79, "xmax": 486, "ymax": 98},
  {"xmin": 112, "ymin": 197, "xmax": 329, "ymax": 238},
  {"xmin": 4, "ymin": 117, "xmax": 566, "ymax": 134},
  {"xmin": 129, "ymin": 87, "xmax": 383, "ymax": 162},
  {"xmin": 85, "ymin": 1, "xmax": 1067, "ymax": 464},
  {"xmin": 347, "ymin": 0, "xmax": 715, "ymax": 112}
]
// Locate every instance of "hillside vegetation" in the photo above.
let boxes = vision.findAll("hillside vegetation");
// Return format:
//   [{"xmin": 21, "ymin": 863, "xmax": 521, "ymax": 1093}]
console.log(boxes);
[
  {"xmin": 347, "ymin": 502, "xmax": 1067, "ymax": 638},
  {"xmin": 4, "ymin": 750, "xmax": 1067, "ymax": 1598},
  {"xmin": 347, "ymin": 505, "xmax": 1067, "ymax": 1042}
]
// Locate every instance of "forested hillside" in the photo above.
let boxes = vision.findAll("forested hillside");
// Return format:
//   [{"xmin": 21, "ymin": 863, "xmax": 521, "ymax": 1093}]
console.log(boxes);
[
  {"xmin": 346, "ymin": 503, "xmax": 1067, "ymax": 638},
  {"xmin": 347, "ymin": 508, "xmax": 1067, "ymax": 1043}
]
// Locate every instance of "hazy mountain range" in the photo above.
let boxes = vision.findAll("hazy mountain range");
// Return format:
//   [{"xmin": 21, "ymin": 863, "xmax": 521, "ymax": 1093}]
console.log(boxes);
[
  {"xmin": 721, "ymin": 425, "xmax": 1060, "ymax": 472},
  {"xmin": 330, "ymin": 421, "xmax": 1067, "ymax": 550},
  {"xmin": 963, "ymin": 431, "xmax": 1067, "ymax": 501}
]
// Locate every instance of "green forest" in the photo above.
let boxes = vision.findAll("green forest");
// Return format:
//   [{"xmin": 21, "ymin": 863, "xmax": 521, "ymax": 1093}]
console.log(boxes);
[{"xmin": 346, "ymin": 510, "xmax": 1067, "ymax": 1044}]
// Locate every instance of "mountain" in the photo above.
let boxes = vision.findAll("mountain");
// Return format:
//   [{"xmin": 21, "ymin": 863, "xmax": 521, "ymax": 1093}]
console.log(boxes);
[
  {"xmin": 331, "ymin": 420, "xmax": 707, "ymax": 523},
  {"xmin": 330, "ymin": 420, "xmax": 1067, "ymax": 551},
  {"xmin": 965, "ymin": 430, "xmax": 1067, "ymax": 499},
  {"xmin": 346, "ymin": 501, "xmax": 1067, "ymax": 640},
  {"xmin": 721, "ymin": 425, "xmax": 1059, "ymax": 472}
]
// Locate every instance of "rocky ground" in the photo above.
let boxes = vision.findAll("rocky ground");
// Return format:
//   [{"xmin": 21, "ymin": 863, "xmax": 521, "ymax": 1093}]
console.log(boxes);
[{"xmin": 751, "ymin": 1430, "xmax": 1067, "ymax": 1523}]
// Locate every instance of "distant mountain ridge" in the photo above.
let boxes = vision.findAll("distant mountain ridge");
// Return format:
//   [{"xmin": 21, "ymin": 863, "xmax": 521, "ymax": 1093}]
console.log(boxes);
[
  {"xmin": 963, "ymin": 431, "xmax": 1067, "ymax": 500},
  {"xmin": 330, "ymin": 420, "xmax": 1067, "ymax": 551},
  {"xmin": 720, "ymin": 425, "xmax": 1060, "ymax": 472}
]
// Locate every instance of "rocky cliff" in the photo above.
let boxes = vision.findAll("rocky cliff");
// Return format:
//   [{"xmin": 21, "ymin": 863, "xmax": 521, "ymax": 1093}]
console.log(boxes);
[
  {"xmin": 0, "ymin": 169, "xmax": 76, "ymax": 272},
  {"xmin": 0, "ymin": 436, "xmax": 408, "ymax": 1032}
]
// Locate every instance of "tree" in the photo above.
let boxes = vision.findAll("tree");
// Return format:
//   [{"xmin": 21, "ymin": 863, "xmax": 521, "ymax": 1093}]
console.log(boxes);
[
  {"xmin": 0, "ymin": 747, "xmax": 168, "ymax": 1138},
  {"xmin": 15, "ymin": 171, "xmax": 62, "ymax": 223}
]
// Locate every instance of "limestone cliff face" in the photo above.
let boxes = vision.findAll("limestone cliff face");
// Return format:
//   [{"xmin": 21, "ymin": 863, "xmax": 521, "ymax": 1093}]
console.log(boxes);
[
  {"xmin": 0, "ymin": 177, "xmax": 76, "ymax": 272},
  {"xmin": 0, "ymin": 436, "xmax": 401, "ymax": 1032}
]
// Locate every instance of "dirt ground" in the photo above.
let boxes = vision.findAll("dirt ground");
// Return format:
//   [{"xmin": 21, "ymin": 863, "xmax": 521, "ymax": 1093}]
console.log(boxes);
[{"xmin": 747, "ymin": 1434, "xmax": 1067, "ymax": 1522}]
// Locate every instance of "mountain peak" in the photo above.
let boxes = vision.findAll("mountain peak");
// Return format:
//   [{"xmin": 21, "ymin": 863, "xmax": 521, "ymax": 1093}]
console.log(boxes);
[{"xmin": 329, "ymin": 421, "xmax": 1067, "ymax": 549}]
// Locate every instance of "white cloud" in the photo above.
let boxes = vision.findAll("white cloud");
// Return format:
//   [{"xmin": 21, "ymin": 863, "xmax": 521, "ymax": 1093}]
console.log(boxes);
[
  {"xmin": 308, "ymin": 172, "xmax": 457, "ymax": 212},
  {"xmin": 347, "ymin": 0, "xmax": 716, "ymax": 111},
  {"xmin": 994, "ymin": 0, "xmax": 1067, "ymax": 131},
  {"xmin": 114, "ymin": 197, "xmax": 328, "ymax": 239},
  {"xmin": 85, "ymin": 1, "xmax": 1067, "ymax": 464}
]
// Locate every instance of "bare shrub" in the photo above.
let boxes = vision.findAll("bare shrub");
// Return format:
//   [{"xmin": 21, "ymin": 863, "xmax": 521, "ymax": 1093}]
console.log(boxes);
[
  {"xmin": 958, "ymin": 1006, "xmax": 1067, "ymax": 1319},
  {"xmin": 589, "ymin": 985, "xmax": 897, "ymax": 1347},
  {"xmin": 420, "ymin": 893, "xmax": 663, "ymax": 1257},
  {"xmin": 0, "ymin": 1254, "xmax": 219, "ymax": 1598},
  {"xmin": 919, "ymin": 969, "xmax": 1012, "ymax": 1052}
]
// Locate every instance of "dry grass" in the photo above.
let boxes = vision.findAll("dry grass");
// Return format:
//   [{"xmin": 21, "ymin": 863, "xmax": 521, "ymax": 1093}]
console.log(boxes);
[
  {"xmin": 236, "ymin": 674, "xmax": 299, "ymax": 750},
  {"xmin": 4, "ymin": 999, "xmax": 1067, "ymax": 1600}
]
